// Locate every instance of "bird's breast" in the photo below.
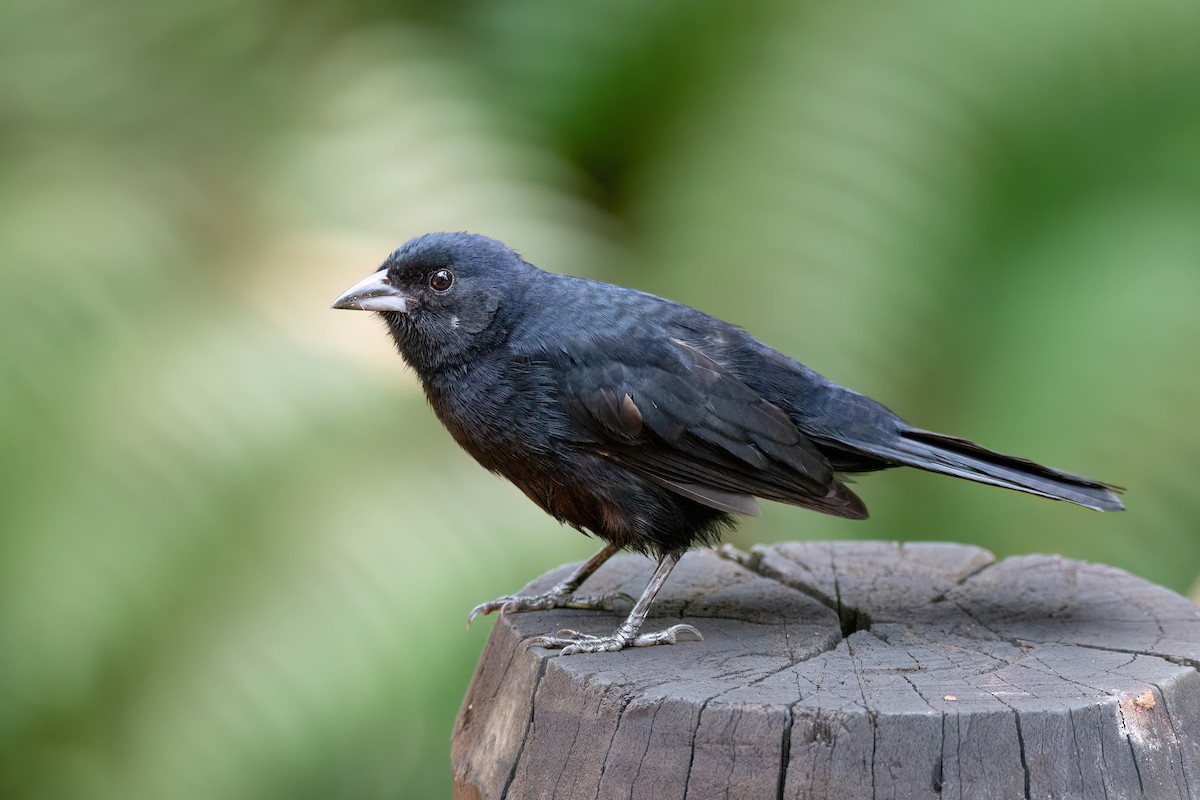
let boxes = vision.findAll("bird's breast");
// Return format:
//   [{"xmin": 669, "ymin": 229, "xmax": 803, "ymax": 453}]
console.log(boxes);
[{"xmin": 423, "ymin": 360, "xmax": 558, "ymax": 467}]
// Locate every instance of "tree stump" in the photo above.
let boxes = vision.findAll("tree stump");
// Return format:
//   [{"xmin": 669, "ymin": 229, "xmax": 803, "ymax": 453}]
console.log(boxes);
[{"xmin": 451, "ymin": 541, "xmax": 1200, "ymax": 800}]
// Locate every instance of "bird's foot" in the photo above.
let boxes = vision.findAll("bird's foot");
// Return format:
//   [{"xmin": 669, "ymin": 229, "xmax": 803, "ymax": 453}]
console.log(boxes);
[
  {"xmin": 715, "ymin": 543, "xmax": 756, "ymax": 567},
  {"xmin": 523, "ymin": 623, "xmax": 703, "ymax": 655},
  {"xmin": 466, "ymin": 589, "xmax": 634, "ymax": 628}
]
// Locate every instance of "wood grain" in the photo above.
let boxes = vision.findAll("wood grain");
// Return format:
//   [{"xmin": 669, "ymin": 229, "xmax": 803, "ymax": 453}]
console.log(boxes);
[{"xmin": 452, "ymin": 542, "xmax": 1200, "ymax": 799}]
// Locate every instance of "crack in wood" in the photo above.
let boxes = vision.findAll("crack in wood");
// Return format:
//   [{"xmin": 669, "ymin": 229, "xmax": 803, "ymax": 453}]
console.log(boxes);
[
  {"xmin": 934, "ymin": 710, "xmax": 945, "ymax": 795},
  {"xmin": 776, "ymin": 704, "xmax": 793, "ymax": 800},
  {"xmin": 681, "ymin": 688, "xmax": 734, "ymax": 799},
  {"xmin": 931, "ymin": 556, "xmax": 999, "ymax": 602},
  {"xmin": 593, "ymin": 693, "xmax": 634, "ymax": 800},
  {"xmin": 1116, "ymin": 698, "xmax": 1147, "ymax": 796},
  {"xmin": 1066, "ymin": 706, "xmax": 1100, "ymax": 800},
  {"xmin": 1055, "ymin": 639, "xmax": 1200, "ymax": 674},
  {"xmin": 500, "ymin": 655, "xmax": 549, "ymax": 799},
  {"xmin": 868, "ymin": 708, "xmax": 878, "ymax": 800},
  {"xmin": 629, "ymin": 701, "xmax": 663, "ymax": 794},
  {"xmin": 720, "ymin": 544, "xmax": 842, "ymax": 616},
  {"xmin": 1013, "ymin": 709, "xmax": 1032, "ymax": 800},
  {"xmin": 720, "ymin": 543, "xmax": 874, "ymax": 638},
  {"xmin": 454, "ymin": 544, "xmax": 1200, "ymax": 800},
  {"xmin": 1149, "ymin": 681, "xmax": 1193, "ymax": 800},
  {"xmin": 547, "ymin": 675, "xmax": 589, "ymax": 798}
]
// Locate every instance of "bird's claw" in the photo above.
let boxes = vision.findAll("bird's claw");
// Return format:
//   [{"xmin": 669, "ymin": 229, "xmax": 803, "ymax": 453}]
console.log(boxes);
[
  {"xmin": 466, "ymin": 598, "xmax": 511, "ymax": 627},
  {"xmin": 522, "ymin": 623, "xmax": 703, "ymax": 655},
  {"xmin": 466, "ymin": 590, "xmax": 635, "ymax": 628}
]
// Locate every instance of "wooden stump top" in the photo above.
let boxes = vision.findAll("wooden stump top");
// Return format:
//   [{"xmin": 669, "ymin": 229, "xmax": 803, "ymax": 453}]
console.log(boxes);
[{"xmin": 452, "ymin": 541, "xmax": 1200, "ymax": 800}]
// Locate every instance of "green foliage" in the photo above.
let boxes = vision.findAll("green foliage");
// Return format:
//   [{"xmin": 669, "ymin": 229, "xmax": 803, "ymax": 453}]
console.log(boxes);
[{"xmin": 2, "ymin": 1, "xmax": 1198, "ymax": 797}]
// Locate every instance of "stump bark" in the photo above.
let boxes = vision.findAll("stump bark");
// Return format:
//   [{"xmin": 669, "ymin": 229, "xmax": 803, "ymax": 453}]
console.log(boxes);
[{"xmin": 451, "ymin": 541, "xmax": 1200, "ymax": 800}]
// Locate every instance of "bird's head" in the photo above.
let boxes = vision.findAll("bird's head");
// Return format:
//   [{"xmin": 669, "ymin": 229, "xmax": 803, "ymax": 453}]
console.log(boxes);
[{"xmin": 332, "ymin": 232, "xmax": 529, "ymax": 375}]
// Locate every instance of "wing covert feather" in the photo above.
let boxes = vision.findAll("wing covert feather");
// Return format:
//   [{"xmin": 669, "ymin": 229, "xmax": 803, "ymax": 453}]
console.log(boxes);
[{"xmin": 543, "ymin": 336, "xmax": 867, "ymax": 519}]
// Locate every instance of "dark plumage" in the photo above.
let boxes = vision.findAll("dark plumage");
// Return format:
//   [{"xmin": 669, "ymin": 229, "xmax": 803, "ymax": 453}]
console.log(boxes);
[{"xmin": 333, "ymin": 232, "xmax": 1123, "ymax": 654}]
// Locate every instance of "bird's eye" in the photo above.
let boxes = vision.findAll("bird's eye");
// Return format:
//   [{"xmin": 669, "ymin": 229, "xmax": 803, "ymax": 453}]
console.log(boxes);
[{"xmin": 429, "ymin": 269, "xmax": 454, "ymax": 292}]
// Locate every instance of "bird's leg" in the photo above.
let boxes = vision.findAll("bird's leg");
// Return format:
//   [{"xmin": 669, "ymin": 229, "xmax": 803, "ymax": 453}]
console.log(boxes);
[
  {"xmin": 523, "ymin": 550, "xmax": 702, "ymax": 655},
  {"xmin": 467, "ymin": 543, "xmax": 633, "ymax": 627}
]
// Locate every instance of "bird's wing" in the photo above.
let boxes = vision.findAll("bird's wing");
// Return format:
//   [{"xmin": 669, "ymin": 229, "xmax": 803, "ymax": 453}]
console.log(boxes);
[{"xmin": 545, "ymin": 335, "xmax": 867, "ymax": 520}]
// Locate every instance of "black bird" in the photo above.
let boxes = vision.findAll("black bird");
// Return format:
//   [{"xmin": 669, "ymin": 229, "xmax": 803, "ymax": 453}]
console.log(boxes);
[{"xmin": 332, "ymin": 232, "xmax": 1123, "ymax": 655}]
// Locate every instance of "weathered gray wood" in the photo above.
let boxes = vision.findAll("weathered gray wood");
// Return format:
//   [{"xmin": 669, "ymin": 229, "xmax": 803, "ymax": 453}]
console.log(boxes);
[{"xmin": 451, "ymin": 541, "xmax": 1200, "ymax": 800}]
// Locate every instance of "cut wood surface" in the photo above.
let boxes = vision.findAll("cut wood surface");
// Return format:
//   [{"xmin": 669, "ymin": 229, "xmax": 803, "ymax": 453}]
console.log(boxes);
[{"xmin": 451, "ymin": 541, "xmax": 1200, "ymax": 800}]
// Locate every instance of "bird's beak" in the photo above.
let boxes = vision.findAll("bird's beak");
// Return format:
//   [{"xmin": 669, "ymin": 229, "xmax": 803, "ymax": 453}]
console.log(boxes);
[{"xmin": 331, "ymin": 269, "xmax": 410, "ymax": 313}]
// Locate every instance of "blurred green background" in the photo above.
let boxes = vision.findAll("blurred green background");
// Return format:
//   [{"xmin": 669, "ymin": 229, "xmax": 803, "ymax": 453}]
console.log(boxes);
[{"xmin": 2, "ymin": 0, "xmax": 1198, "ymax": 797}]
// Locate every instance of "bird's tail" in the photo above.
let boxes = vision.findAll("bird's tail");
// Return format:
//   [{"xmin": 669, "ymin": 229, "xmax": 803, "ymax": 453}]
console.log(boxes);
[{"xmin": 863, "ymin": 427, "xmax": 1125, "ymax": 512}]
